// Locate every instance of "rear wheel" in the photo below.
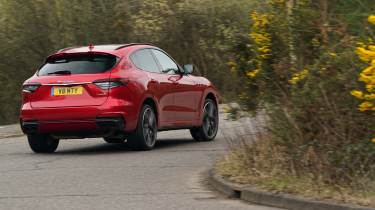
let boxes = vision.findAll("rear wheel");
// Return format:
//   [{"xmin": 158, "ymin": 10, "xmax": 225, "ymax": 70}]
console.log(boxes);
[
  {"xmin": 28, "ymin": 134, "xmax": 59, "ymax": 153},
  {"xmin": 190, "ymin": 99, "xmax": 218, "ymax": 141},
  {"xmin": 103, "ymin": 137, "xmax": 126, "ymax": 144},
  {"xmin": 128, "ymin": 104, "xmax": 157, "ymax": 150}
]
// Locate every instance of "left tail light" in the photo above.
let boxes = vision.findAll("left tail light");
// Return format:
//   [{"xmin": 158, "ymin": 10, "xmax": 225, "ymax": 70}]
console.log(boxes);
[
  {"xmin": 22, "ymin": 83, "xmax": 41, "ymax": 93},
  {"xmin": 93, "ymin": 78, "xmax": 128, "ymax": 90}
]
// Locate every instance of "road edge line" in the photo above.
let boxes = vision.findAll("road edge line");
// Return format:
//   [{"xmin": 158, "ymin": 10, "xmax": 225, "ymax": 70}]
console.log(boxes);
[{"xmin": 0, "ymin": 133, "xmax": 24, "ymax": 139}]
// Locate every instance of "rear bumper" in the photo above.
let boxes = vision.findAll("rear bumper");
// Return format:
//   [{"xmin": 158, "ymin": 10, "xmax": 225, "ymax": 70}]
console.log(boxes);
[
  {"xmin": 21, "ymin": 121, "xmax": 39, "ymax": 134},
  {"xmin": 21, "ymin": 117, "xmax": 125, "ymax": 137},
  {"xmin": 20, "ymin": 99, "xmax": 138, "ymax": 135}
]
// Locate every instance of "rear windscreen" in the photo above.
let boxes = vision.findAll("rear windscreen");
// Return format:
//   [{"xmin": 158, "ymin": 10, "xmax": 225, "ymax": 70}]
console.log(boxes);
[{"xmin": 38, "ymin": 54, "xmax": 118, "ymax": 76}]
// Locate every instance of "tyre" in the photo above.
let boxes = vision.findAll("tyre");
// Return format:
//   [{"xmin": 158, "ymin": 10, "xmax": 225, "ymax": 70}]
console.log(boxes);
[
  {"xmin": 127, "ymin": 104, "xmax": 157, "ymax": 150},
  {"xmin": 28, "ymin": 134, "xmax": 59, "ymax": 153},
  {"xmin": 103, "ymin": 137, "xmax": 126, "ymax": 144},
  {"xmin": 190, "ymin": 99, "xmax": 219, "ymax": 141}
]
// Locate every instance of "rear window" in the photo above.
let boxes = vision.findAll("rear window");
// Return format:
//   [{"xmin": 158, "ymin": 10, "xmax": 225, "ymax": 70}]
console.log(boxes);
[{"xmin": 38, "ymin": 54, "xmax": 118, "ymax": 76}]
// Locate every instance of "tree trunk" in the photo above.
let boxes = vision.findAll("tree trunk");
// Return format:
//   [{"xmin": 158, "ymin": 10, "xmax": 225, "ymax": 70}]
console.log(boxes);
[
  {"xmin": 319, "ymin": 0, "xmax": 329, "ymax": 46},
  {"xmin": 286, "ymin": 0, "xmax": 297, "ymax": 69}
]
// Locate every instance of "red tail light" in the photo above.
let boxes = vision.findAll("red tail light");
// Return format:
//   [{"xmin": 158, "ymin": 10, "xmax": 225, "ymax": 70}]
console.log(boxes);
[
  {"xmin": 22, "ymin": 83, "xmax": 41, "ymax": 93},
  {"xmin": 93, "ymin": 78, "xmax": 128, "ymax": 90}
]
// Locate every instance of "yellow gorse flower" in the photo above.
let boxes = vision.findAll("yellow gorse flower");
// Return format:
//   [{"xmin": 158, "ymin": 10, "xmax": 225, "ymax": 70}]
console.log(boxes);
[
  {"xmin": 329, "ymin": 52, "xmax": 337, "ymax": 58},
  {"xmin": 359, "ymin": 101, "xmax": 374, "ymax": 112},
  {"xmin": 247, "ymin": 69, "xmax": 260, "ymax": 78},
  {"xmin": 289, "ymin": 69, "xmax": 309, "ymax": 85},
  {"xmin": 227, "ymin": 61, "xmax": 237, "ymax": 72},
  {"xmin": 351, "ymin": 15, "xmax": 375, "ymax": 112},
  {"xmin": 364, "ymin": 93, "xmax": 375, "ymax": 100},
  {"xmin": 366, "ymin": 84, "xmax": 375, "ymax": 92},
  {"xmin": 356, "ymin": 47, "xmax": 375, "ymax": 62},
  {"xmin": 368, "ymin": 15, "xmax": 375, "ymax": 25},
  {"xmin": 351, "ymin": 90, "xmax": 364, "ymax": 99}
]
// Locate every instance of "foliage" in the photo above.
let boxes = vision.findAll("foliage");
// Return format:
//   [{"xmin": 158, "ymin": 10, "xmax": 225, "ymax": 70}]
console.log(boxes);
[{"xmin": 223, "ymin": 0, "xmax": 375, "ymax": 202}]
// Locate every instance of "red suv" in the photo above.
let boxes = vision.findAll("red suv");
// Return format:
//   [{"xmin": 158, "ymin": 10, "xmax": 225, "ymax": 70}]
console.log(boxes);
[{"xmin": 20, "ymin": 44, "xmax": 219, "ymax": 153}]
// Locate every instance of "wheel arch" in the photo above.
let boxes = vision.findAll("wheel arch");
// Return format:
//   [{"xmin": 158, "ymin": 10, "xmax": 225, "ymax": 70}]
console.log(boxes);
[
  {"xmin": 205, "ymin": 92, "xmax": 218, "ymax": 106},
  {"xmin": 141, "ymin": 97, "xmax": 159, "ymax": 127},
  {"xmin": 202, "ymin": 89, "xmax": 219, "ymax": 109},
  {"xmin": 197, "ymin": 90, "xmax": 219, "ymax": 124}
]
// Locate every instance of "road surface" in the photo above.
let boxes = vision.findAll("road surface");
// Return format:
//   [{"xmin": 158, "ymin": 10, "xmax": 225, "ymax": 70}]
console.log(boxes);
[{"xmin": 0, "ymin": 108, "xmax": 281, "ymax": 210}]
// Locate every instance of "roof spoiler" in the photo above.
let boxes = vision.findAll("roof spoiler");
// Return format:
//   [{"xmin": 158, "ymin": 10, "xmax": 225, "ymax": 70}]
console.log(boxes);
[
  {"xmin": 45, "ymin": 51, "xmax": 118, "ymax": 62},
  {"xmin": 56, "ymin": 46, "xmax": 82, "ymax": 53},
  {"xmin": 115, "ymin": 43, "xmax": 155, "ymax": 50}
]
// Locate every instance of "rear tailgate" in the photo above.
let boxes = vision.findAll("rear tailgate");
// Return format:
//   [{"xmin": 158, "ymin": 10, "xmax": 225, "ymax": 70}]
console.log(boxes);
[
  {"xmin": 29, "ymin": 74, "xmax": 110, "ymax": 108},
  {"xmin": 29, "ymin": 53, "xmax": 118, "ymax": 108}
]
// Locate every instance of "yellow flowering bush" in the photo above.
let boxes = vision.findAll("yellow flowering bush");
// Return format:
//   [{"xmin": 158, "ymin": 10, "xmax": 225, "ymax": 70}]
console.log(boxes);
[
  {"xmin": 351, "ymin": 15, "xmax": 375, "ymax": 112},
  {"xmin": 225, "ymin": 1, "xmax": 375, "ymax": 198},
  {"xmin": 247, "ymin": 11, "xmax": 272, "ymax": 78},
  {"xmin": 225, "ymin": 2, "xmax": 375, "ymax": 202}
]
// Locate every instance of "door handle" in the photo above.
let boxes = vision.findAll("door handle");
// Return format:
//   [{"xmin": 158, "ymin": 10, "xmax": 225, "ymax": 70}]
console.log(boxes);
[
  {"xmin": 168, "ymin": 77, "xmax": 179, "ymax": 84},
  {"xmin": 149, "ymin": 79, "xmax": 159, "ymax": 87}
]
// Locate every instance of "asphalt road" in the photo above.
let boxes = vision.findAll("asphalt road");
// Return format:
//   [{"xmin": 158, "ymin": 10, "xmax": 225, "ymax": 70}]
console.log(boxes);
[{"xmin": 0, "ymin": 112, "xmax": 281, "ymax": 210}]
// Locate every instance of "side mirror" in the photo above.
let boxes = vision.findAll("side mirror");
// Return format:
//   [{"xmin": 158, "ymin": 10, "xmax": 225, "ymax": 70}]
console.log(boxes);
[{"xmin": 183, "ymin": 64, "xmax": 194, "ymax": 74}]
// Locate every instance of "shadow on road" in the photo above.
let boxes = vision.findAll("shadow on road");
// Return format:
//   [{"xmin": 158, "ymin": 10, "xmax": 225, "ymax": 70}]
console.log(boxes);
[
  {"xmin": 53, "ymin": 138, "xmax": 198, "ymax": 155},
  {"xmin": 156, "ymin": 138, "xmax": 196, "ymax": 149}
]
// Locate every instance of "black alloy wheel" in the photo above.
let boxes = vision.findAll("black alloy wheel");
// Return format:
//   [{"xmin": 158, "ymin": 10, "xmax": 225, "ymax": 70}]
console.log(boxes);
[
  {"xmin": 190, "ymin": 99, "xmax": 219, "ymax": 141},
  {"xmin": 128, "ymin": 104, "xmax": 157, "ymax": 150}
]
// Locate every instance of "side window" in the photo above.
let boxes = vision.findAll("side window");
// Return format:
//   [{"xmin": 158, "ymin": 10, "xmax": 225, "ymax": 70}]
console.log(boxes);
[
  {"xmin": 152, "ymin": 50, "xmax": 179, "ymax": 74},
  {"xmin": 130, "ymin": 49, "xmax": 160, "ymax": 73}
]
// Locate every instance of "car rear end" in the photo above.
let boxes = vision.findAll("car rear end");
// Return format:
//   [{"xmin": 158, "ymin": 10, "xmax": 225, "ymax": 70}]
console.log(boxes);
[{"xmin": 20, "ymin": 49, "xmax": 131, "ymax": 139}]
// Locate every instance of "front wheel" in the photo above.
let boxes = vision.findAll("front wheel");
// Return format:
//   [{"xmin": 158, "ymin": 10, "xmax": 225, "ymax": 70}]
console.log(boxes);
[
  {"xmin": 127, "ymin": 104, "xmax": 157, "ymax": 150},
  {"xmin": 190, "ymin": 99, "xmax": 219, "ymax": 141},
  {"xmin": 28, "ymin": 134, "xmax": 59, "ymax": 153}
]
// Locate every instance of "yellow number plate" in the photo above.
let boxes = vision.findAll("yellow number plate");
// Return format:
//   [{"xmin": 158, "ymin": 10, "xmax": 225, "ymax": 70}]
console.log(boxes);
[{"xmin": 52, "ymin": 86, "xmax": 83, "ymax": 96}]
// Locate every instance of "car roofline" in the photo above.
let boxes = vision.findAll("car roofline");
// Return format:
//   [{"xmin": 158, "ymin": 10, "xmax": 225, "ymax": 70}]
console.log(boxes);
[{"xmin": 56, "ymin": 43, "xmax": 157, "ymax": 54}]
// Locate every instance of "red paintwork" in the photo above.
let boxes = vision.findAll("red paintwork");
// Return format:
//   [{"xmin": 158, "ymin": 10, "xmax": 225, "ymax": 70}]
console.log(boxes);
[{"xmin": 20, "ymin": 44, "xmax": 219, "ymax": 135}]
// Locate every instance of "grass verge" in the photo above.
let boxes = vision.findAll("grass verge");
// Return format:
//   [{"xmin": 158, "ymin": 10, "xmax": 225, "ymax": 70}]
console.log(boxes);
[{"xmin": 215, "ymin": 135, "xmax": 375, "ymax": 207}]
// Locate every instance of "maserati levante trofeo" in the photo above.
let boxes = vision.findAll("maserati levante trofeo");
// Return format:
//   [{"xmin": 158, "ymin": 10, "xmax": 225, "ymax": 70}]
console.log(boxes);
[{"xmin": 20, "ymin": 44, "xmax": 219, "ymax": 153}]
